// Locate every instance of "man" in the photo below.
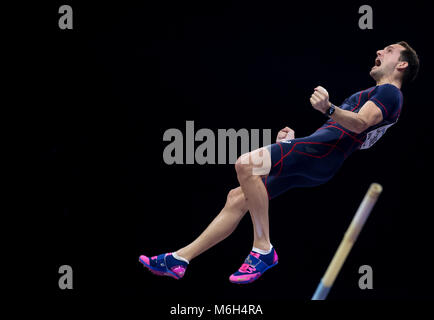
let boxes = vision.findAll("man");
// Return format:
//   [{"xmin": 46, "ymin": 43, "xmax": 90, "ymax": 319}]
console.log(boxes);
[{"xmin": 139, "ymin": 41, "xmax": 419, "ymax": 284}]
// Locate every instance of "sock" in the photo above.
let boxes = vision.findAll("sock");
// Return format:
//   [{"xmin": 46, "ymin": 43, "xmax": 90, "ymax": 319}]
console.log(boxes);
[
  {"xmin": 252, "ymin": 244, "xmax": 273, "ymax": 255},
  {"xmin": 172, "ymin": 252, "xmax": 190, "ymax": 264}
]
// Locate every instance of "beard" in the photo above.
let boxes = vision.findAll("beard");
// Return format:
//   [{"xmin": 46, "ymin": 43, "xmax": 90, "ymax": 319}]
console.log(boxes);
[
  {"xmin": 369, "ymin": 67, "xmax": 383, "ymax": 81},
  {"xmin": 370, "ymin": 61, "xmax": 398, "ymax": 82}
]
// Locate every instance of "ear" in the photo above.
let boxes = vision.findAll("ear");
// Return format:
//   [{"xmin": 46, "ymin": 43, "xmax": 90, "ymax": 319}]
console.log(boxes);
[{"xmin": 396, "ymin": 60, "xmax": 408, "ymax": 72}]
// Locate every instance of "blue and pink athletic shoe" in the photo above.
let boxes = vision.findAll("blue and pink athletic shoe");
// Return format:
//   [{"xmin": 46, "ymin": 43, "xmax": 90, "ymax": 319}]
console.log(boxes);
[
  {"xmin": 139, "ymin": 253, "xmax": 188, "ymax": 280},
  {"xmin": 229, "ymin": 248, "xmax": 278, "ymax": 284}
]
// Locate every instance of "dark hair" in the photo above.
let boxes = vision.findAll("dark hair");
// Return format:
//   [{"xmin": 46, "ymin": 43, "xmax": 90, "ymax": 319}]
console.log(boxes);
[{"xmin": 397, "ymin": 41, "xmax": 419, "ymax": 84}]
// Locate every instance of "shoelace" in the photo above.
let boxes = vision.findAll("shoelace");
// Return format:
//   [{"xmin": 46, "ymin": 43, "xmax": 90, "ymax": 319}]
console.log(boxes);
[{"xmin": 239, "ymin": 263, "xmax": 256, "ymax": 273}]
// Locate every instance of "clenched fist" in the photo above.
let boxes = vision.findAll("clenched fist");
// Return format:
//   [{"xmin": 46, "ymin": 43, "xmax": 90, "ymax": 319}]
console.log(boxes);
[
  {"xmin": 310, "ymin": 86, "xmax": 332, "ymax": 114},
  {"xmin": 276, "ymin": 126, "xmax": 295, "ymax": 142}
]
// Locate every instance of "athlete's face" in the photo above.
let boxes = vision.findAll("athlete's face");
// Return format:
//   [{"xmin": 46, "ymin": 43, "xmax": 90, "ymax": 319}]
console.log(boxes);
[{"xmin": 370, "ymin": 43, "xmax": 406, "ymax": 81}]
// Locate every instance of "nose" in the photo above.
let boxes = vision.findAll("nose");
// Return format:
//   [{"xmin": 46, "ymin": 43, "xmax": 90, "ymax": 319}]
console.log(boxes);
[{"xmin": 376, "ymin": 49, "xmax": 383, "ymax": 57}]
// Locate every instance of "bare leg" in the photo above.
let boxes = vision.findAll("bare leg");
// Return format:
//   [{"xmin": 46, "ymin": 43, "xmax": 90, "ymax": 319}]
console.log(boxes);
[
  {"xmin": 176, "ymin": 187, "xmax": 248, "ymax": 261},
  {"xmin": 235, "ymin": 147, "xmax": 272, "ymax": 251}
]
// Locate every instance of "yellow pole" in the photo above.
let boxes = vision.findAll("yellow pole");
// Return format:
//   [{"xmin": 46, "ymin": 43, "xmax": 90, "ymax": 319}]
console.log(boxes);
[{"xmin": 312, "ymin": 183, "xmax": 383, "ymax": 299}]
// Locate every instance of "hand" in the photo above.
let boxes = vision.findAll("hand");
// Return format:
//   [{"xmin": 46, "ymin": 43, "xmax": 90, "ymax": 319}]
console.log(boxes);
[
  {"xmin": 310, "ymin": 86, "xmax": 332, "ymax": 114},
  {"xmin": 276, "ymin": 126, "xmax": 295, "ymax": 142}
]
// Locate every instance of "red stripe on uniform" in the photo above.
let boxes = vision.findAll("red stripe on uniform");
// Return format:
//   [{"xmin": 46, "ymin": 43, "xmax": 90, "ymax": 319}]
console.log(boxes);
[
  {"xmin": 273, "ymin": 137, "xmax": 346, "ymax": 168},
  {"xmin": 350, "ymin": 90, "xmax": 365, "ymax": 112},
  {"xmin": 316, "ymin": 125, "xmax": 364, "ymax": 144}
]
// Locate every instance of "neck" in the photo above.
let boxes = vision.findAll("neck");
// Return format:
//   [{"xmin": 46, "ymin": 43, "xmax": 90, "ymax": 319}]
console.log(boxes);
[{"xmin": 376, "ymin": 77, "xmax": 402, "ymax": 89}]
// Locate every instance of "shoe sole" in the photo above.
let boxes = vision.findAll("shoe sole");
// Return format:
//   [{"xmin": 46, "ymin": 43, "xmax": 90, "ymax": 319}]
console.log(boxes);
[
  {"xmin": 230, "ymin": 261, "xmax": 278, "ymax": 284},
  {"xmin": 139, "ymin": 257, "xmax": 181, "ymax": 280}
]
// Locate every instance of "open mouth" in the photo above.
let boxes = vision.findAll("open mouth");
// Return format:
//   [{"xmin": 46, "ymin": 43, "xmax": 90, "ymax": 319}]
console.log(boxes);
[{"xmin": 374, "ymin": 58, "xmax": 381, "ymax": 67}]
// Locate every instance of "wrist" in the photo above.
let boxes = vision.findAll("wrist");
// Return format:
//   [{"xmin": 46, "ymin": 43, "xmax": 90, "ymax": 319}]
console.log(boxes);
[
  {"xmin": 322, "ymin": 101, "xmax": 332, "ymax": 114},
  {"xmin": 325, "ymin": 103, "xmax": 336, "ymax": 117}
]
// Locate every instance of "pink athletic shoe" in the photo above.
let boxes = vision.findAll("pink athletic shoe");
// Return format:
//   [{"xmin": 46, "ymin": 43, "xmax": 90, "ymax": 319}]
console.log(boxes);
[
  {"xmin": 139, "ymin": 253, "xmax": 187, "ymax": 280},
  {"xmin": 229, "ymin": 248, "xmax": 278, "ymax": 284}
]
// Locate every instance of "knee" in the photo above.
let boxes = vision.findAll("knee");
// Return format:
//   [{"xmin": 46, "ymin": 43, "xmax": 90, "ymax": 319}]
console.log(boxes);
[
  {"xmin": 225, "ymin": 187, "xmax": 248, "ymax": 213},
  {"xmin": 235, "ymin": 153, "xmax": 252, "ymax": 178},
  {"xmin": 236, "ymin": 149, "xmax": 271, "ymax": 178}
]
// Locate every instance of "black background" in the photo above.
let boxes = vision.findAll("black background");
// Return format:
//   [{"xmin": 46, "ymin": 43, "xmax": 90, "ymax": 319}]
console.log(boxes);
[{"xmin": 30, "ymin": 0, "xmax": 433, "ymax": 311}]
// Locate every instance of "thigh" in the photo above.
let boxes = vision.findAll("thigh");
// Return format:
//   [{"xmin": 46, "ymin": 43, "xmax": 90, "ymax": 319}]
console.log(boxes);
[
  {"xmin": 262, "ymin": 138, "xmax": 345, "ymax": 200},
  {"xmin": 267, "ymin": 138, "xmax": 345, "ymax": 179}
]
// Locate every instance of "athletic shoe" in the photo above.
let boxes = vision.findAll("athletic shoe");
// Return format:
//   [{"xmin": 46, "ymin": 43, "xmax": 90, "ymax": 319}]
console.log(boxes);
[
  {"xmin": 229, "ymin": 248, "xmax": 278, "ymax": 284},
  {"xmin": 139, "ymin": 253, "xmax": 188, "ymax": 279}
]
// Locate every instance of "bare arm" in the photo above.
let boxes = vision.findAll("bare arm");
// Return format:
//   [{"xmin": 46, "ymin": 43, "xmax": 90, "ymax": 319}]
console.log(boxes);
[
  {"xmin": 310, "ymin": 86, "xmax": 383, "ymax": 134},
  {"xmin": 330, "ymin": 101, "xmax": 383, "ymax": 134}
]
